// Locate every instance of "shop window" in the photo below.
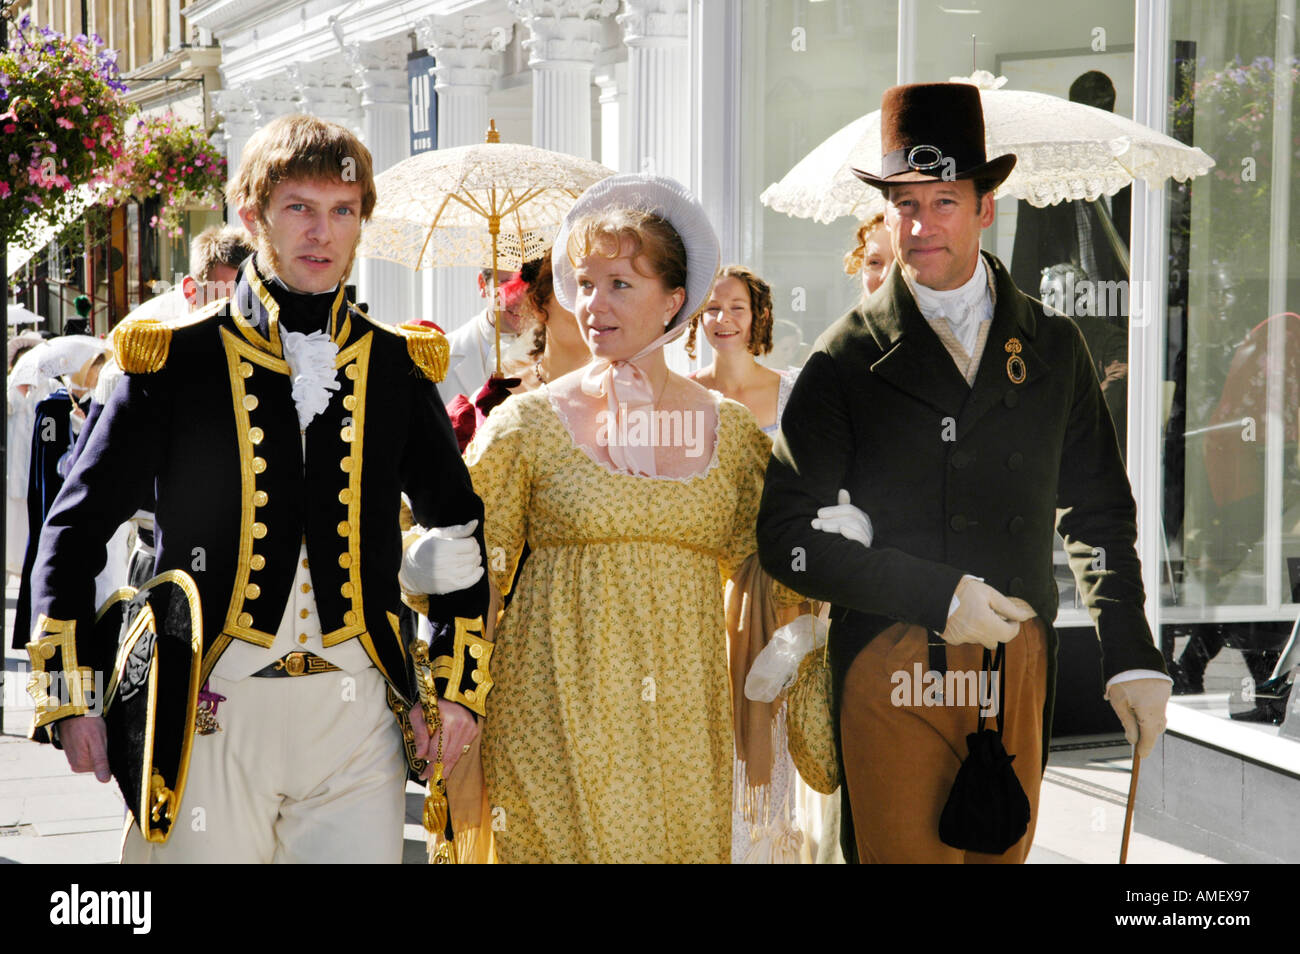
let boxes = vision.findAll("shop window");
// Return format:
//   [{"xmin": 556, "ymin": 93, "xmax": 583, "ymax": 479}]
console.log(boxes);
[{"xmin": 1160, "ymin": 0, "xmax": 1299, "ymax": 721}]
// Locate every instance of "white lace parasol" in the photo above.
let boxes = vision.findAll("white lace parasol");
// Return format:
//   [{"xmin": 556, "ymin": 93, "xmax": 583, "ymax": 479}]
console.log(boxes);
[
  {"xmin": 358, "ymin": 126, "xmax": 615, "ymax": 270},
  {"xmin": 760, "ymin": 71, "xmax": 1216, "ymax": 224}
]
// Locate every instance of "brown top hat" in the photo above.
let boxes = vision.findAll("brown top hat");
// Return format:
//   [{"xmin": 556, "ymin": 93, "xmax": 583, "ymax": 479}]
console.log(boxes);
[{"xmin": 851, "ymin": 83, "xmax": 1016, "ymax": 191}]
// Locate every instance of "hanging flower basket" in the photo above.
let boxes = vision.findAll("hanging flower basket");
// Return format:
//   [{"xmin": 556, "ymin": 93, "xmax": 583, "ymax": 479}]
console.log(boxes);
[
  {"xmin": 0, "ymin": 15, "xmax": 132, "ymax": 250},
  {"xmin": 106, "ymin": 114, "xmax": 227, "ymax": 238}
]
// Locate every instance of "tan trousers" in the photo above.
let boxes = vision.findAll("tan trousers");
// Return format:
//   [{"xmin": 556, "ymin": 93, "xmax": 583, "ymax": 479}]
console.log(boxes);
[
  {"xmin": 840, "ymin": 619, "xmax": 1048, "ymax": 864},
  {"xmin": 121, "ymin": 666, "xmax": 407, "ymax": 864}
]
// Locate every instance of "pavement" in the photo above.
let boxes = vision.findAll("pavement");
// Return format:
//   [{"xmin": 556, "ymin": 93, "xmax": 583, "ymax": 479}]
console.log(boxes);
[{"xmin": 1, "ymin": 580, "xmax": 1228, "ymax": 865}]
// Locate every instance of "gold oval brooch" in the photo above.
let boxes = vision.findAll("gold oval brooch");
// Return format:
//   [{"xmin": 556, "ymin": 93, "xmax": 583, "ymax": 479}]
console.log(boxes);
[{"xmin": 1005, "ymin": 338, "xmax": 1026, "ymax": 384}]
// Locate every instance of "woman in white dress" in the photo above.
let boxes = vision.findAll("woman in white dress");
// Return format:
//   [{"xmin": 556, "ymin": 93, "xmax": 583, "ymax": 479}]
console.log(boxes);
[
  {"xmin": 687, "ymin": 266, "xmax": 806, "ymax": 862},
  {"xmin": 688, "ymin": 266, "xmax": 796, "ymax": 435}
]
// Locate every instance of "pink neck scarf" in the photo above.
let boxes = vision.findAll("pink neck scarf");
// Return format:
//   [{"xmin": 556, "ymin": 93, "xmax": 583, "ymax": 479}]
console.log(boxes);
[{"xmin": 580, "ymin": 323, "xmax": 686, "ymax": 477}]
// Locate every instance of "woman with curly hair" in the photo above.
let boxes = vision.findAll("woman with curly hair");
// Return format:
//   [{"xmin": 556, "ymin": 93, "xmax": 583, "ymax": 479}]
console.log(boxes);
[
  {"xmin": 687, "ymin": 265, "xmax": 795, "ymax": 436},
  {"xmin": 508, "ymin": 253, "xmax": 591, "ymax": 391},
  {"xmin": 843, "ymin": 212, "xmax": 894, "ymax": 298}
]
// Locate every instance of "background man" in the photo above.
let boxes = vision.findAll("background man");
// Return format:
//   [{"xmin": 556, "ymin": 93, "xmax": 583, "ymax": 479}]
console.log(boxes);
[
  {"xmin": 438, "ymin": 267, "xmax": 528, "ymax": 404},
  {"xmin": 26, "ymin": 113, "xmax": 488, "ymax": 863},
  {"xmin": 758, "ymin": 82, "xmax": 1171, "ymax": 864}
]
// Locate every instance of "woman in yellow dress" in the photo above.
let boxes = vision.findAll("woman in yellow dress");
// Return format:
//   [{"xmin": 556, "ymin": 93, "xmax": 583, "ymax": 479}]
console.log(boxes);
[{"xmin": 465, "ymin": 174, "xmax": 776, "ymax": 863}]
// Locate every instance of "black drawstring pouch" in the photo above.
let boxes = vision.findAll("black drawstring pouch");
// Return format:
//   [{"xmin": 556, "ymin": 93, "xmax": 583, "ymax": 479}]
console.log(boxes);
[{"xmin": 938, "ymin": 644, "xmax": 1031, "ymax": 854}]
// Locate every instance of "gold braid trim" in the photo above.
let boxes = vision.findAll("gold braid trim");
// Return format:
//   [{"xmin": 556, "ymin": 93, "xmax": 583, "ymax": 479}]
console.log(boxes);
[
  {"xmin": 111, "ymin": 298, "xmax": 225, "ymax": 373},
  {"xmin": 25, "ymin": 616, "xmax": 96, "ymax": 728},
  {"xmin": 443, "ymin": 616, "xmax": 492, "ymax": 717},
  {"xmin": 399, "ymin": 323, "xmax": 450, "ymax": 383},
  {"xmin": 112, "ymin": 318, "xmax": 171, "ymax": 373}
]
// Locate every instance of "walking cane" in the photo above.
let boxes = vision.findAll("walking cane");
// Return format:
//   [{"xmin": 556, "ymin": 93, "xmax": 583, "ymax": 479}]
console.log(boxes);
[{"xmin": 1119, "ymin": 750, "xmax": 1140, "ymax": 864}]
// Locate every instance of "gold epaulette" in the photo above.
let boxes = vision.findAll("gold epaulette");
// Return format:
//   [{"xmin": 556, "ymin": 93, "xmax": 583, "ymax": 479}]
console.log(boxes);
[
  {"xmin": 111, "ymin": 298, "xmax": 225, "ymax": 373},
  {"xmin": 112, "ymin": 318, "xmax": 171, "ymax": 374},
  {"xmin": 399, "ymin": 322, "xmax": 450, "ymax": 384}
]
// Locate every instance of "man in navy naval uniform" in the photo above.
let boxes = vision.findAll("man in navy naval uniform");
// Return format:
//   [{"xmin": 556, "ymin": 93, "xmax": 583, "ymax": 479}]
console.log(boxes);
[{"xmin": 26, "ymin": 114, "xmax": 490, "ymax": 863}]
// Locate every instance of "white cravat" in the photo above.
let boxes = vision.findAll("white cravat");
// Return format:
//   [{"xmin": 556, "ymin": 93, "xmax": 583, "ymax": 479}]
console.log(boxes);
[
  {"xmin": 908, "ymin": 258, "xmax": 993, "ymax": 357},
  {"xmin": 281, "ymin": 330, "xmax": 340, "ymax": 432}
]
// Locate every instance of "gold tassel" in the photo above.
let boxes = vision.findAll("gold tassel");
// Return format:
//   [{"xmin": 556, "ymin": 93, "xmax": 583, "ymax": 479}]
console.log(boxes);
[
  {"xmin": 400, "ymin": 323, "xmax": 450, "ymax": 383},
  {"xmin": 112, "ymin": 318, "xmax": 171, "ymax": 373}
]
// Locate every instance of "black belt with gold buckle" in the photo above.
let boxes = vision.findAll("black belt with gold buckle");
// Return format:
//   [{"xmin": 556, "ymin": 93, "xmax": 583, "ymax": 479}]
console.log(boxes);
[{"xmin": 251, "ymin": 651, "xmax": 342, "ymax": 678}]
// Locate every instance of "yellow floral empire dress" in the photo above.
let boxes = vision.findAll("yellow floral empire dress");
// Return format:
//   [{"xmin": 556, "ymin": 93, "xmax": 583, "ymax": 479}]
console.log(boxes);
[{"xmin": 465, "ymin": 387, "xmax": 772, "ymax": 863}]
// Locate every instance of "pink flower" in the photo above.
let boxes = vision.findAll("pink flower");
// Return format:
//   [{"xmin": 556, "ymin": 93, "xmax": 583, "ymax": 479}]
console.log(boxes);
[
  {"xmin": 2, "ymin": 123, "xmax": 15, "ymax": 134},
  {"xmin": 0, "ymin": 181, "xmax": 10, "ymax": 198},
  {"xmin": 56, "ymin": 117, "xmax": 76, "ymax": 129}
]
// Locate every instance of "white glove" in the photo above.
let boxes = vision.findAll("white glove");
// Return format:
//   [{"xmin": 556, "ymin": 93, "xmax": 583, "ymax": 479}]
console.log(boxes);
[
  {"xmin": 744, "ymin": 614, "xmax": 826, "ymax": 703},
  {"xmin": 1106, "ymin": 678, "xmax": 1171, "ymax": 758},
  {"xmin": 810, "ymin": 489, "xmax": 873, "ymax": 547},
  {"xmin": 940, "ymin": 577, "xmax": 1036, "ymax": 650},
  {"xmin": 399, "ymin": 520, "xmax": 484, "ymax": 595}
]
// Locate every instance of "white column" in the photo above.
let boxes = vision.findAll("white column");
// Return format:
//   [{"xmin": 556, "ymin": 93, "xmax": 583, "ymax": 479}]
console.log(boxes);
[
  {"xmin": 415, "ymin": 13, "xmax": 515, "ymax": 334},
  {"xmin": 618, "ymin": 0, "xmax": 689, "ymax": 183},
  {"xmin": 509, "ymin": 0, "xmax": 617, "ymax": 158},
  {"xmin": 240, "ymin": 77, "xmax": 300, "ymax": 128},
  {"xmin": 211, "ymin": 87, "xmax": 258, "ymax": 224},
  {"xmin": 593, "ymin": 61, "xmax": 629, "ymax": 172},
  {"xmin": 343, "ymin": 37, "xmax": 415, "ymax": 324},
  {"xmin": 285, "ymin": 58, "xmax": 363, "ymax": 135},
  {"xmin": 1129, "ymin": 0, "xmax": 1169, "ymax": 639}
]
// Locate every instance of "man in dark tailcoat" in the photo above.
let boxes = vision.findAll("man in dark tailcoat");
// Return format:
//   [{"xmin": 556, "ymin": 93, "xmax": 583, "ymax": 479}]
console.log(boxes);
[
  {"xmin": 757, "ymin": 83, "xmax": 1171, "ymax": 863},
  {"xmin": 25, "ymin": 114, "xmax": 489, "ymax": 863}
]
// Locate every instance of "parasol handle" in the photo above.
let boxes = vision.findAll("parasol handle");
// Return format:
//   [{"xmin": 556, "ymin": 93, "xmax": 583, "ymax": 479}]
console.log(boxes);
[
  {"xmin": 1090, "ymin": 198, "xmax": 1130, "ymax": 276},
  {"xmin": 489, "ymin": 210, "xmax": 502, "ymax": 378}
]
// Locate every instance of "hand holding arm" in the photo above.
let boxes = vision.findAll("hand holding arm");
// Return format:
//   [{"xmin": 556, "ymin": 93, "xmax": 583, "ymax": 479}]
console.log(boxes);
[
  {"xmin": 810, "ymin": 488, "xmax": 874, "ymax": 547},
  {"xmin": 400, "ymin": 519, "xmax": 485, "ymax": 595}
]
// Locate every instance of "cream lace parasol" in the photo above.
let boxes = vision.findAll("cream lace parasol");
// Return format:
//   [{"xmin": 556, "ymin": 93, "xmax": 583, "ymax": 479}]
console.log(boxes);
[
  {"xmin": 760, "ymin": 71, "xmax": 1216, "ymax": 224},
  {"xmin": 358, "ymin": 122, "xmax": 615, "ymax": 272}
]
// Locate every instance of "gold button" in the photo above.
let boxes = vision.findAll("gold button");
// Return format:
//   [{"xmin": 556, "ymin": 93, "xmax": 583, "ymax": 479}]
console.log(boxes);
[
  {"xmin": 237, "ymin": 612, "xmax": 253, "ymax": 627},
  {"xmin": 300, "ymin": 608, "xmax": 310, "ymax": 620},
  {"xmin": 244, "ymin": 583, "xmax": 260, "ymax": 600},
  {"xmin": 337, "ymin": 521, "xmax": 350, "ymax": 537},
  {"xmin": 339, "ymin": 457, "xmax": 353, "ymax": 473},
  {"xmin": 248, "ymin": 427, "xmax": 264, "ymax": 445},
  {"xmin": 343, "ymin": 395, "xmax": 357, "ymax": 411},
  {"xmin": 253, "ymin": 490, "xmax": 268, "ymax": 507},
  {"xmin": 469, "ymin": 645, "xmax": 483, "ymax": 659},
  {"xmin": 341, "ymin": 583, "xmax": 354, "ymax": 598},
  {"xmin": 338, "ymin": 489, "xmax": 352, "ymax": 505},
  {"xmin": 298, "ymin": 634, "xmax": 308, "ymax": 644},
  {"xmin": 344, "ymin": 610, "xmax": 357, "ymax": 625},
  {"xmin": 250, "ymin": 554, "xmax": 265, "ymax": 571},
  {"xmin": 251, "ymin": 457, "xmax": 267, "ymax": 474},
  {"xmin": 238, "ymin": 362, "xmax": 253, "ymax": 378},
  {"xmin": 464, "ymin": 689, "xmax": 477, "ymax": 702},
  {"xmin": 340, "ymin": 426, "xmax": 354, "ymax": 443},
  {"xmin": 471, "ymin": 670, "xmax": 483, "ymax": 684},
  {"xmin": 301, "ymin": 583, "xmax": 311, "ymax": 594},
  {"xmin": 301, "ymin": 558, "xmax": 309, "ymax": 569},
  {"xmin": 251, "ymin": 522, "xmax": 267, "ymax": 539},
  {"xmin": 243, "ymin": 394, "xmax": 259, "ymax": 411},
  {"xmin": 345, "ymin": 365, "xmax": 359, "ymax": 380},
  {"xmin": 338, "ymin": 553, "xmax": 352, "ymax": 569}
]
